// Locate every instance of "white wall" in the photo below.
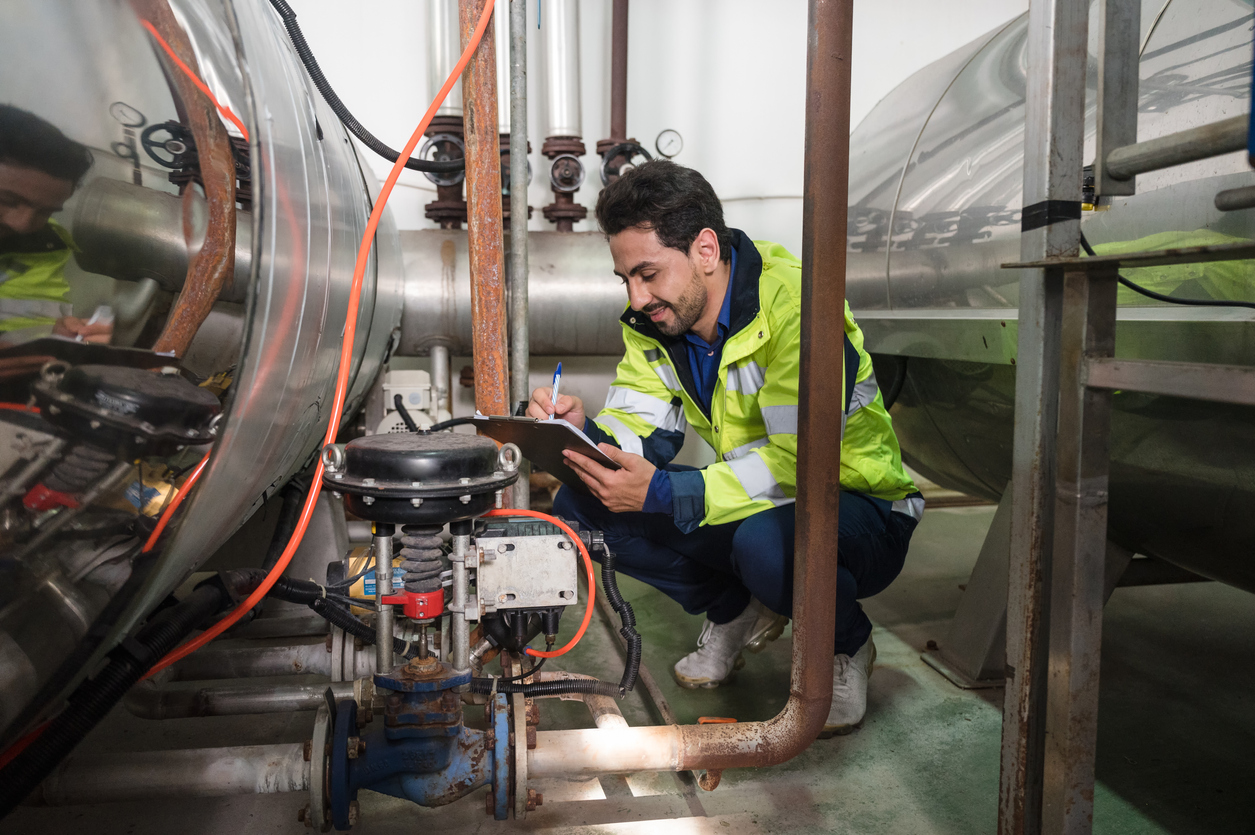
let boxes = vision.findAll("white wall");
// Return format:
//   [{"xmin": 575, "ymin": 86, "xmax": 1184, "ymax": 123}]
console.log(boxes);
[{"xmin": 289, "ymin": 0, "xmax": 1027, "ymax": 256}]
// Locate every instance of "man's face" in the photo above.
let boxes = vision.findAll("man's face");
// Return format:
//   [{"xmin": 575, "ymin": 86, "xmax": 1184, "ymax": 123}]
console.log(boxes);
[
  {"xmin": 609, "ymin": 226, "xmax": 707, "ymax": 338},
  {"xmin": 0, "ymin": 162, "xmax": 75, "ymax": 240}
]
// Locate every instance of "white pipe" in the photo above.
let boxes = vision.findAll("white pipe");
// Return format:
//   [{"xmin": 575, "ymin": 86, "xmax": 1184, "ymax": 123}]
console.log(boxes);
[
  {"xmin": 495, "ymin": 0, "xmax": 510, "ymax": 134},
  {"xmin": 527, "ymin": 727, "xmax": 682, "ymax": 777},
  {"xmin": 32, "ymin": 744, "xmax": 309, "ymax": 805},
  {"xmin": 541, "ymin": 0, "xmax": 582, "ymax": 138},
  {"xmin": 428, "ymin": 0, "xmax": 463, "ymax": 117},
  {"xmin": 534, "ymin": 672, "xmax": 628, "ymax": 728}
]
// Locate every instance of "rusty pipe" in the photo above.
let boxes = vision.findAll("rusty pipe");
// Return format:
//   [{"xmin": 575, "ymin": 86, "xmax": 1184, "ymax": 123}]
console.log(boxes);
[
  {"xmin": 530, "ymin": 0, "xmax": 851, "ymax": 777},
  {"xmin": 609, "ymin": 0, "xmax": 629, "ymax": 141},
  {"xmin": 459, "ymin": 0, "xmax": 510, "ymax": 418},
  {"xmin": 132, "ymin": 0, "xmax": 238, "ymax": 358}
]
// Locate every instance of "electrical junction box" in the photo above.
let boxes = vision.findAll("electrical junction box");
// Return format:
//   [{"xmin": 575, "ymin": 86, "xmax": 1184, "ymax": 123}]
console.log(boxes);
[
  {"xmin": 374, "ymin": 369, "xmax": 435, "ymax": 434},
  {"xmin": 475, "ymin": 534, "xmax": 580, "ymax": 614}
]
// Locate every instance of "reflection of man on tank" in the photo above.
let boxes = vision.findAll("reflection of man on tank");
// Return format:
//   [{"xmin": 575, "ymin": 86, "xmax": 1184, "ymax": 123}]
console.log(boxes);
[{"xmin": 0, "ymin": 105, "xmax": 111, "ymax": 345}]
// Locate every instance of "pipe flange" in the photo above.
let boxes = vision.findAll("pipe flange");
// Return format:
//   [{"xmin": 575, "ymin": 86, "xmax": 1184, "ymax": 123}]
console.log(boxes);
[
  {"xmin": 490, "ymin": 692, "xmax": 511, "ymax": 821},
  {"xmin": 512, "ymin": 691, "xmax": 528, "ymax": 819},
  {"xmin": 329, "ymin": 699, "xmax": 359, "ymax": 830},
  {"xmin": 309, "ymin": 703, "xmax": 332, "ymax": 832}
]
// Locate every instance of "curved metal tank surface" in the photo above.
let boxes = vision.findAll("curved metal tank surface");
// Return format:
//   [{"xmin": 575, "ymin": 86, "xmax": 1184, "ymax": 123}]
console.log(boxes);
[
  {"xmin": 852, "ymin": 0, "xmax": 1255, "ymax": 589},
  {"xmin": 0, "ymin": 0, "xmax": 399, "ymax": 738}
]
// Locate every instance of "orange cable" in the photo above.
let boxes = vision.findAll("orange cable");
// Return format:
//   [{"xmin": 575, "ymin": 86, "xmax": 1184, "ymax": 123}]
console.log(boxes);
[
  {"xmin": 144, "ymin": 0, "xmax": 498, "ymax": 678},
  {"xmin": 139, "ymin": 19, "xmax": 250, "ymax": 141},
  {"xmin": 0, "ymin": 404, "xmax": 38, "ymax": 414},
  {"xmin": 482, "ymin": 509, "xmax": 596, "ymax": 659},
  {"xmin": 141, "ymin": 452, "xmax": 210, "ymax": 554}
]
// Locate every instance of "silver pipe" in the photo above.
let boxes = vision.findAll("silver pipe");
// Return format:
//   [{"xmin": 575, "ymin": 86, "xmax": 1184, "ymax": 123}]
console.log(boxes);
[
  {"xmin": 0, "ymin": 438, "xmax": 66, "ymax": 508},
  {"xmin": 166, "ymin": 641, "xmax": 331, "ymax": 681},
  {"xmin": 450, "ymin": 530, "xmax": 471, "ymax": 682},
  {"xmin": 495, "ymin": 0, "xmax": 511, "ymax": 134},
  {"xmin": 528, "ymin": 727, "xmax": 681, "ymax": 776},
  {"xmin": 428, "ymin": 0, "xmax": 463, "ymax": 116},
  {"xmin": 430, "ymin": 344, "xmax": 452, "ymax": 421},
  {"xmin": 1215, "ymin": 184, "xmax": 1255, "ymax": 212},
  {"xmin": 1106, "ymin": 115, "xmax": 1247, "ymax": 181},
  {"xmin": 541, "ymin": 0, "xmax": 582, "ymax": 138},
  {"xmin": 534, "ymin": 672, "xmax": 627, "ymax": 728},
  {"xmin": 31, "ymin": 743, "xmax": 309, "ymax": 806},
  {"xmin": 70, "ymin": 178, "xmax": 251, "ymax": 302},
  {"xmin": 124, "ymin": 679, "xmax": 353, "ymax": 720},
  {"xmin": 374, "ymin": 529, "xmax": 394, "ymax": 672},
  {"xmin": 509, "ymin": 0, "xmax": 531, "ymax": 508},
  {"xmin": 400, "ymin": 230, "xmax": 624, "ymax": 357}
]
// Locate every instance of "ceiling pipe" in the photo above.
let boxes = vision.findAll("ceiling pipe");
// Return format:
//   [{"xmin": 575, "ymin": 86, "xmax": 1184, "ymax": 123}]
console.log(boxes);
[
  {"xmin": 459, "ymin": 0, "xmax": 510, "ymax": 419},
  {"xmin": 528, "ymin": 0, "xmax": 852, "ymax": 776}
]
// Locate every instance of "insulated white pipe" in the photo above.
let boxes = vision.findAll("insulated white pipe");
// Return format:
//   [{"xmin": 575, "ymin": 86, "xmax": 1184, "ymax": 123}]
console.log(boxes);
[
  {"xmin": 495, "ymin": 0, "xmax": 510, "ymax": 133},
  {"xmin": 541, "ymin": 0, "xmax": 582, "ymax": 137},
  {"xmin": 428, "ymin": 0, "xmax": 463, "ymax": 116},
  {"xmin": 527, "ymin": 727, "xmax": 682, "ymax": 776}
]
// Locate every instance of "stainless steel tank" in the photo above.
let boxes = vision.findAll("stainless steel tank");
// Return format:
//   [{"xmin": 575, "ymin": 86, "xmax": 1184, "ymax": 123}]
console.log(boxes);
[
  {"xmin": 851, "ymin": 0, "xmax": 1255, "ymax": 589},
  {"xmin": 0, "ymin": 0, "xmax": 400, "ymax": 738}
]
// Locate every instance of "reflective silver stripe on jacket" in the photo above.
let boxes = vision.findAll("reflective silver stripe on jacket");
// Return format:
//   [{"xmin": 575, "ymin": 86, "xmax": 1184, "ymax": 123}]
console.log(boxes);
[
  {"xmin": 604, "ymin": 386, "xmax": 686, "ymax": 433},
  {"xmin": 643, "ymin": 348, "xmax": 662, "ymax": 362},
  {"xmin": 593, "ymin": 415, "xmax": 644, "ymax": 457},
  {"xmin": 848, "ymin": 369, "xmax": 880, "ymax": 417},
  {"xmin": 760, "ymin": 404, "xmax": 798, "ymax": 436},
  {"xmin": 725, "ymin": 360, "xmax": 767, "ymax": 396},
  {"xmin": 0, "ymin": 297, "xmax": 69, "ymax": 320},
  {"xmin": 652, "ymin": 362, "xmax": 681, "ymax": 392},
  {"xmin": 891, "ymin": 495, "xmax": 925, "ymax": 521},
  {"xmin": 722, "ymin": 437, "xmax": 769, "ymax": 462},
  {"xmin": 726, "ymin": 453, "xmax": 792, "ymax": 506}
]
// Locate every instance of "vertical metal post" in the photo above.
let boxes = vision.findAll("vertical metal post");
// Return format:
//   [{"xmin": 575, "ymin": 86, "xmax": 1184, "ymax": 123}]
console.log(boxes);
[
  {"xmin": 430, "ymin": 344, "xmax": 452, "ymax": 422},
  {"xmin": 449, "ymin": 520, "xmax": 473, "ymax": 684},
  {"xmin": 1094, "ymin": 0, "xmax": 1141, "ymax": 198},
  {"xmin": 373, "ymin": 523, "xmax": 395, "ymax": 673},
  {"xmin": 1042, "ymin": 267, "xmax": 1118, "ymax": 833},
  {"xmin": 609, "ymin": 0, "xmax": 629, "ymax": 142},
  {"xmin": 509, "ymin": 0, "xmax": 531, "ymax": 508},
  {"xmin": 459, "ymin": 0, "xmax": 510, "ymax": 418},
  {"xmin": 1001, "ymin": 0, "xmax": 1089, "ymax": 832}
]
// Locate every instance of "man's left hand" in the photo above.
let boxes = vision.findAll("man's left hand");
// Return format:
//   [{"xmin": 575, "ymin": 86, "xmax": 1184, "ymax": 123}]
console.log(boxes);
[{"xmin": 564, "ymin": 443, "xmax": 655, "ymax": 513}]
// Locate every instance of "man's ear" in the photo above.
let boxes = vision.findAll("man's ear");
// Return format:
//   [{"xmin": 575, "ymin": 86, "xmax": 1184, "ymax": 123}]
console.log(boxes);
[{"xmin": 691, "ymin": 228, "xmax": 721, "ymax": 275}]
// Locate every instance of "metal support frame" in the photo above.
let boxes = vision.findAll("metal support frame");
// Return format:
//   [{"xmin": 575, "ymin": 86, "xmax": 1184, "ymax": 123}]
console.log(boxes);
[{"xmin": 1093, "ymin": 0, "xmax": 1140, "ymax": 197}]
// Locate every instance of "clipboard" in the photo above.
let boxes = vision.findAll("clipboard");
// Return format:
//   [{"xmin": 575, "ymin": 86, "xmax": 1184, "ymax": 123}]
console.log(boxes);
[{"xmin": 472, "ymin": 415, "xmax": 621, "ymax": 494}]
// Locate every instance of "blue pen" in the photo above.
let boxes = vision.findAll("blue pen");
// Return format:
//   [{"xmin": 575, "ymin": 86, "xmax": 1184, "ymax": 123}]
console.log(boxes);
[{"xmin": 549, "ymin": 362, "xmax": 563, "ymax": 419}]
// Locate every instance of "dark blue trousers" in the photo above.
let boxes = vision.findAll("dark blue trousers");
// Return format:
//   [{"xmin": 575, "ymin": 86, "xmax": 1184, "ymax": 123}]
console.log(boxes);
[{"xmin": 552, "ymin": 486, "xmax": 919, "ymax": 656}]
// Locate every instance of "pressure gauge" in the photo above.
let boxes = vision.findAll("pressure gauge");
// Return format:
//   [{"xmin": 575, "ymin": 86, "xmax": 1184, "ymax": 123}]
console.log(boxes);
[{"xmin": 655, "ymin": 129, "xmax": 683, "ymax": 159}]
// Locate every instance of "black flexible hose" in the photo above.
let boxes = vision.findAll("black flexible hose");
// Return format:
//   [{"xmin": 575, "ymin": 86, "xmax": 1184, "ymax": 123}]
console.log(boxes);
[
  {"xmin": 393, "ymin": 394, "xmax": 420, "ymax": 433},
  {"xmin": 0, "ymin": 583, "xmax": 228, "ymax": 815},
  {"xmin": 265, "ymin": 0, "xmax": 464, "ymax": 175},
  {"xmin": 262, "ymin": 475, "xmax": 312, "ymax": 572},
  {"xmin": 600, "ymin": 548, "xmax": 642, "ymax": 694},
  {"xmin": 470, "ymin": 675, "xmax": 622, "ymax": 698},
  {"xmin": 1079, "ymin": 231, "xmax": 1255, "ymax": 310},
  {"xmin": 424, "ymin": 416, "xmax": 478, "ymax": 433},
  {"xmin": 497, "ymin": 656, "xmax": 546, "ymax": 682},
  {"xmin": 309, "ymin": 598, "xmax": 411, "ymax": 658}
]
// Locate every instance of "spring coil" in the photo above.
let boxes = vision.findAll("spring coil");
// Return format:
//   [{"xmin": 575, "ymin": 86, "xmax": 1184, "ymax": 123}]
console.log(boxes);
[
  {"xmin": 43, "ymin": 444, "xmax": 117, "ymax": 494},
  {"xmin": 398, "ymin": 524, "xmax": 443, "ymax": 593}
]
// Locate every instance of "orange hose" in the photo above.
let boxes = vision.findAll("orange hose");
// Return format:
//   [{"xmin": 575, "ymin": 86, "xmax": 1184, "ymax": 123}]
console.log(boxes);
[
  {"xmin": 144, "ymin": 0, "xmax": 498, "ymax": 678},
  {"xmin": 139, "ymin": 19, "xmax": 250, "ymax": 141},
  {"xmin": 140, "ymin": 452, "xmax": 210, "ymax": 554},
  {"xmin": 482, "ymin": 509, "xmax": 596, "ymax": 659},
  {"xmin": 0, "ymin": 404, "xmax": 38, "ymax": 414}
]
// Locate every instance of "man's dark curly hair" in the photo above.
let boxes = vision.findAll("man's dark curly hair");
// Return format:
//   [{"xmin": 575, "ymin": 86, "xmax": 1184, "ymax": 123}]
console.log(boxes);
[
  {"xmin": 0, "ymin": 105, "xmax": 93, "ymax": 186},
  {"xmin": 594, "ymin": 160, "xmax": 732, "ymax": 262}
]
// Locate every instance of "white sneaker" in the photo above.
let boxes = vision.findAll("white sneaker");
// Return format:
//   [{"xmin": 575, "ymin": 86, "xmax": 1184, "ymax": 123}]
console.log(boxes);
[
  {"xmin": 820, "ymin": 636, "xmax": 876, "ymax": 737},
  {"xmin": 673, "ymin": 600, "xmax": 786, "ymax": 689}
]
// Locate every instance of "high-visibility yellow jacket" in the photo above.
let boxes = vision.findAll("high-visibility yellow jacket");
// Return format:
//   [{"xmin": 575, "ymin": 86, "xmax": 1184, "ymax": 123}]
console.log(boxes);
[
  {"xmin": 590, "ymin": 230, "xmax": 919, "ymax": 530},
  {"xmin": 0, "ymin": 219, "xmax": 73, "ymax": 336}
]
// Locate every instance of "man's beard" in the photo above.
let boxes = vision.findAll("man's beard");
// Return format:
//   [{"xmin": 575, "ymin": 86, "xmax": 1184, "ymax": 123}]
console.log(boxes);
[{"xmin": 643, "ymin": 267, "xmax": 707, "ymax": 337}]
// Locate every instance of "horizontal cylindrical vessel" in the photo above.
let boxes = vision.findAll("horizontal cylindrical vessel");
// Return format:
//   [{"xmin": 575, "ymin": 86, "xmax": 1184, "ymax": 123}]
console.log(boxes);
[
  {"xmin": 1106, "ymin": 115, "xmax": 1248, "ymax": 181},
  {"xmin": 124, "ymin": 680, "xmax": 353, "ymax": 719},
  {"xmin": 31, "ymin": 744, "xmax": 309, "ymax": 805},
  {"xmin": 541, "ymin": 0, "xmax": 582, "ymax": 138},
  {"xmin": 399, "ymin": 230, "xmax": 626, "ymax": 356}
]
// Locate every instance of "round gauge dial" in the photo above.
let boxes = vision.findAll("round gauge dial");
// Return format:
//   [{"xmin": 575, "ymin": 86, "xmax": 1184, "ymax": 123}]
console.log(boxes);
[{"xmin": 655, "ymin": 129, "xmax": 683, "ymax": 159}]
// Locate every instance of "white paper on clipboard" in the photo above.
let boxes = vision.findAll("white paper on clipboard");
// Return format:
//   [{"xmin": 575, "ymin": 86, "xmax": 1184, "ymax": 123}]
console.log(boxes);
[{"xmin": 471, "ymin": 414, "xmax": 621, "ymax": 494}]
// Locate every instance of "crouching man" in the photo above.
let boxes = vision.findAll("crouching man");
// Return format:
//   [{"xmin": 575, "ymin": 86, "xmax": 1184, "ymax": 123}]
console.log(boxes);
[{"xmin": 527, "ymin": 161, "xmax": 922, "ymax": 735}]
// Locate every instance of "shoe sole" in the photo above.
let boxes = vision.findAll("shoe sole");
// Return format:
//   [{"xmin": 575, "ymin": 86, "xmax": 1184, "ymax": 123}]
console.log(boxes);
[
  {"xmin": 674, "ymin": 654, "xmax": 746, "ymax": 689},
  {"xmin": 745, "ymin": 614, "xmax": 790, "ymax": 654}
]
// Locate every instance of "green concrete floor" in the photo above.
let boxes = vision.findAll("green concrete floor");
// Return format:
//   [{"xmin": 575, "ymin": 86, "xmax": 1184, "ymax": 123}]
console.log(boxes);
[{"xmin": 5, "ymin": 505, "xmax": 1254, "ymax": 834}]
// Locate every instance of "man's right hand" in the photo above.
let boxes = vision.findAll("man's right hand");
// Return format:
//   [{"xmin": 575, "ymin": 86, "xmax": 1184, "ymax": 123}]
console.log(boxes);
[{"xmin": 526, "ymin": 385, "xmax": 585, "ymax": 426}]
